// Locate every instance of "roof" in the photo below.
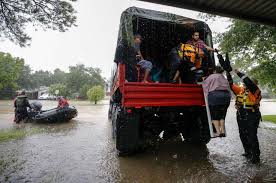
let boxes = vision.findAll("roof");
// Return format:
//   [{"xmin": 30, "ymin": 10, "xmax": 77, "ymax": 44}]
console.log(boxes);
[{"xmin": 138, "ymin": 0, "xmax": 276, "ymax": 26}]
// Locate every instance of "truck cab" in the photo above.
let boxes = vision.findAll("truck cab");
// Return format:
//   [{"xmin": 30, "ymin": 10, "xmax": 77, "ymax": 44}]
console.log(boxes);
[{"xmin": 109, "ymin": 7, "xmax": 215, "ymax": 154}]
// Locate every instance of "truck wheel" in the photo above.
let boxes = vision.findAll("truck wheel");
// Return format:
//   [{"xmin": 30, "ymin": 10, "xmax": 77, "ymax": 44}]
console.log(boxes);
[
  {"xmin": 114, "ymin": 107, "xmax": 140, "ymax": 155},
  {"xmin": 198, "ymin": 108, "xmax": 211, "ymax": 144},
  {"xmin": 108, "ymin": 103, "xmax": 113, "ymax": 120},
  {"xmin": 111, "ymin": 105, "xmax": 118, "ymax": 139},
  {"xmin": 183, "ymin": 108, "xmax": 210, "ymax": 144}
]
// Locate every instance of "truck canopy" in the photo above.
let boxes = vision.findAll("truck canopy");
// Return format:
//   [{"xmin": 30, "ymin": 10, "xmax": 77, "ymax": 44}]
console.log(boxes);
[{"xmin": 115, "ymin": 7, "xmax": 214, "ymax": 82}]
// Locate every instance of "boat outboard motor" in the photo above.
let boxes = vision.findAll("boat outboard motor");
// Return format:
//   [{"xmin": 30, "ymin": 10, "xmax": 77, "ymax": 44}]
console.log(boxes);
[{"xmin": 30, "ymin": 101, "xmax": 42, "ymax": 112}]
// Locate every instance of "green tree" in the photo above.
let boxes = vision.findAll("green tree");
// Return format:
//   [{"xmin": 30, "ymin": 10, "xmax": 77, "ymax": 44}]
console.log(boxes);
[
  {"xmin": 79, "ymin": 84, "xmax": 92, "ymax": 99},
  {"xmin": 66, "ymin": 64, "xmax": 105, "ymax": 95},
  {"xmin": 0, "ymin": 52, "xmax": 24, "ymax": 90},
  {"xmin": 219, "ymin": 20, "xmax": 276, "ymax": 92},
  {"xmin": 31, "ymin": 70, "xmax": 53, "ymax": 88},
  {"xmin": 51, "ymin": 68, "xmax": 67, "ymax": 84},
  {"xmin": 250, "ymin": 61, "xmax": 276, "ymax": 93},
  {"xmin": 0, "ymin": 0, "xmax": 77, "ymax": 47},
  {"xmin": 66, "ymin": 64, "xmax": 89, "ymax": 94},
  {"xmin": 87, "ymin": 85, "xmax": 104, "ymax": 104},
  {"xmin": 16, "ymin": 65, "xmax": 33, "ymax": 90},
  {"xmin": 86, "ymin": 67, "xmax": 105, "ymax": 86},
  {"xmin": 48, "ymin": 83, "xmax": 69, "ymax": 97}
]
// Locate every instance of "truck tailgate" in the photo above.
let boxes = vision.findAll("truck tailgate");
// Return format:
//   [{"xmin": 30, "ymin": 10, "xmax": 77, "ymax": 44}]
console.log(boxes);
[{"xmin": 122, "ymin": 82, "xmax": 205, "ymax": 107}]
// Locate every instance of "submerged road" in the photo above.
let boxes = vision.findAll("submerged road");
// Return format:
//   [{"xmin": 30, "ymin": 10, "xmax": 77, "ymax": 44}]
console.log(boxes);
[{"xmin": 0, "ymin": 100, "xmax": 276, "ymax": 182}]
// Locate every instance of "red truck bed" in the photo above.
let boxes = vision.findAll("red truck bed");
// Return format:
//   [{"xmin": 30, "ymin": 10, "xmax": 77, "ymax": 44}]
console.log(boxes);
[
  {"xmin": 113, "ymin": 64, "xmax": 206, "ymax": 108},
  {"xmin": 123, "ymin": 82, "xmax": 205, "ymax": 107}
]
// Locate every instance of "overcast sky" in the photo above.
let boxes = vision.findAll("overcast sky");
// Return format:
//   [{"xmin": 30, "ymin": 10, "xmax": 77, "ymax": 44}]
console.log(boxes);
[{"xmin": 0, "ymin": 0, "xmax": 230, "ymax": 79}]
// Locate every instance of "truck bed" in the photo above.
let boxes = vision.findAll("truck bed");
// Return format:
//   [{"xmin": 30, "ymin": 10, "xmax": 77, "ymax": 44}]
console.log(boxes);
[{"xmin": 122, "ymin": 82, "xmax": 205, "ymax": 107}]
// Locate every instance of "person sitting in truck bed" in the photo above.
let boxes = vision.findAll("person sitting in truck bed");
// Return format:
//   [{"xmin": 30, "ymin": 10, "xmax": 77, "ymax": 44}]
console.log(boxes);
[
  {"xmin": 170, "ymin": 43, "xmax": 201, "ymax": 84},
  {"xmin": 186, "ymin": 31, "xmax": 217, "ymax": 54},
  {"xmin": 134, "ymin": 34, "xmax": 153, "ymax": 83},
  {"xmin": 186, "ymin": 31, "xmax": 217, "ymax": 74},
  {"xmin": 171, "ymin": 31, "xmax": 218, "ymax": 84},
  {"xmin": 168, "ymin": 46, "xmax": 181, "ymax": 83}
]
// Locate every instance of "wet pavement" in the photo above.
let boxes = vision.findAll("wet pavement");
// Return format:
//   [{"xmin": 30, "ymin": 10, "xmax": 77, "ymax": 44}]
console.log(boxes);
[{"xmin": 0, "ymin": 100, "xmax": 276, "ymax": 182}]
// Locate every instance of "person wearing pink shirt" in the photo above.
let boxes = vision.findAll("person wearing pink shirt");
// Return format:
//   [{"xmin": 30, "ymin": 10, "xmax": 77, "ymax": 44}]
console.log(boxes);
[{"xmin": 202, "ymin": 66, "xmax": 231, "ymax": 137}]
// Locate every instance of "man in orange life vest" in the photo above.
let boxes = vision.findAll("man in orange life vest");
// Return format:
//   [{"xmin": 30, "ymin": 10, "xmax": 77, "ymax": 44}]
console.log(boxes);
[{"xmin": 226, "ymin": 68, "xmax": 262, "ymax": 164}]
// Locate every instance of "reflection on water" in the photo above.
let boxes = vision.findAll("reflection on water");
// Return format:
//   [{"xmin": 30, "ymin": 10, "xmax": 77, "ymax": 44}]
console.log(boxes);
[
  {"xmin": 0, "ymin": 100, "xmax": 276, "ymax": 182},
  {"xmin": 116, "ymin": 142, "xmax": 225, "ymax": 183}
]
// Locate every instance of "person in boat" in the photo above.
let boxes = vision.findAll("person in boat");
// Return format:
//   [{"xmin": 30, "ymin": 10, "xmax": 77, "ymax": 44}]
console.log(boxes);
[
  {"xmin": 14, "ymin": 90, "xmax": 32, "ymax": 123},
  {"xmin": 57, "ymin": 96, "xmax": 69, "ymax": 108}
]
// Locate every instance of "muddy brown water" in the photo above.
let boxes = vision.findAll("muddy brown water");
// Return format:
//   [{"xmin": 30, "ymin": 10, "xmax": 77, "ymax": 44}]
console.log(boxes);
[{"xmin": 0, "ymin": 100, "xmax": 276, "ymax": 182}]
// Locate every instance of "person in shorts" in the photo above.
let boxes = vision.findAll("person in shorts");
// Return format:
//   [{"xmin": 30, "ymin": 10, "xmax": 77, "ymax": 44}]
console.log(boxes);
[{"xmin": 134, "ymin": 34, "xmax": 153, "ymax": 83}]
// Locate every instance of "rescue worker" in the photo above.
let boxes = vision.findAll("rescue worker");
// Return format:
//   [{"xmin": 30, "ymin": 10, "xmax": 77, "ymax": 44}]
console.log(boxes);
[
  {"xmin": 57, "ymin": 96, "xmax": 69, "ymax": 108},
  {"xmin": 226, "ymin": 68, "xmax": 262, "ymax": 164},
  {"xmin": 14, "ymin": 90, "xmax": 31, "ymax": 123}
]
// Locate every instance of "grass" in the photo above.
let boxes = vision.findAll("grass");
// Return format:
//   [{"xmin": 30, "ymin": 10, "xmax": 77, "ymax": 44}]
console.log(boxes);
[
  {"xmin": 262, "ymin": 115, "xmax": 276, "ymax": 124},
  {"xmin": 0, "ymin": 127, "xmax": 43, "ymax": 142}
]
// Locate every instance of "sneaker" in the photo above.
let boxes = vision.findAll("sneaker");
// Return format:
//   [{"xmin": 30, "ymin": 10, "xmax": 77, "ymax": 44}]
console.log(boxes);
[
  {"xmin": 171, "ymin": 80, "xmax": 177, "ymax": 84},
  {"xmin": 212, "ymin": 133, "xmax": 220, "ymax": 138}
]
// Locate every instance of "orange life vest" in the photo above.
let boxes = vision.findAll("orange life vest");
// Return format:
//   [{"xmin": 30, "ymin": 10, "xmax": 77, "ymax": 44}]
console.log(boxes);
[{"xmin": 178, "ymin": 43, "xmax": 204, "ymax": 69}]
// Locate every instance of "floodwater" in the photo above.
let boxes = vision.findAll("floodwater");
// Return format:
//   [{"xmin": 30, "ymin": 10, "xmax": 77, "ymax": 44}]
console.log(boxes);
[{"xmin": 0, "ymin": 100, "xmax": 276, "ymax": 182}]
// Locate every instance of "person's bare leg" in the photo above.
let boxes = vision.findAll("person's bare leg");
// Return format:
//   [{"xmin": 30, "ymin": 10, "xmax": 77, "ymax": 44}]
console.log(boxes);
[
  {"xmin": 143, "ymin": 70, "xmax": 150, "ymax": 83},
  {"xmin": 212, "ymin": 120, "xmax": 220, "ymax": 136},
  {"xmin": 179, "ymin": 77, "xmax": 182, "ymax": 84},
  {"xmin": 219, "ymin": 119, "xmax": 225, "ymax": 134},
  {"xmin": 173, "ymin": 70, "xmax": 180, "ymax": 81}
]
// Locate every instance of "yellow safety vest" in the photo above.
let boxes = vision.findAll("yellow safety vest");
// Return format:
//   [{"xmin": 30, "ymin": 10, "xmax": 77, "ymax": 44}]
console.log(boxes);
[{"xmin": 235, "ymin": 89, "xmax": 261, "ymax": 111}]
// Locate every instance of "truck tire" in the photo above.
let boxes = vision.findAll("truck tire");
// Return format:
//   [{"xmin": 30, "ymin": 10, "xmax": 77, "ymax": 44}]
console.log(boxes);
[
  {"xmin": 113, "ymin": 107, "xmax": 140, "ymax": 155},
  {"xmin": 108, "ymin": 103, "xmax": 113, "ymax": 120},
  {"xmin": 182, "ymin": 108, "xmax": 211, "ymax": 144},
  {"xmin": 109, "ymin": 89, "xmax": 122, "ymax": 120},
  {"xmin": 198, "ymin": 108, "xmax": 211, "ymax": 144}
]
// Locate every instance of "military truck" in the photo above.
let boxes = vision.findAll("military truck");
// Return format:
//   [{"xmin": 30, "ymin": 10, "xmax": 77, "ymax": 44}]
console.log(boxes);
[{"xmin": 109, "ymin": 7, "xmax": 216, "ymax": 154}]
